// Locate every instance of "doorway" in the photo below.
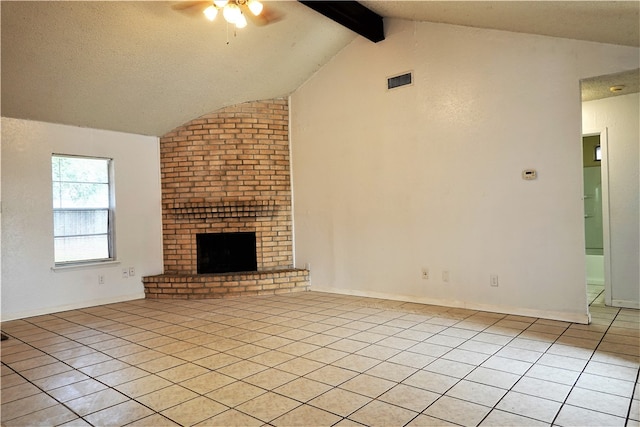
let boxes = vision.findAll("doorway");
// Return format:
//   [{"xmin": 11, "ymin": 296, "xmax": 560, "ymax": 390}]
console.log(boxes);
[{"xmin": 582, "ymin": 130, "xmax": 611, "ymax": 307}]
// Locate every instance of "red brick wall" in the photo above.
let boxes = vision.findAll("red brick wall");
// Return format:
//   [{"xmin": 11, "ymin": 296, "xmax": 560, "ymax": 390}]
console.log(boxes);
[{"xmin": 159, "ymin": 99, "xmax": 293, "ymax": 274}]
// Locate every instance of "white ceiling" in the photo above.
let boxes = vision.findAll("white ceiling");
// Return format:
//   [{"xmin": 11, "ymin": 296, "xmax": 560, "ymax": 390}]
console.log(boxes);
[{"xmin": 2, "ymin": 1, "xmax": 638, "ymax": 136}]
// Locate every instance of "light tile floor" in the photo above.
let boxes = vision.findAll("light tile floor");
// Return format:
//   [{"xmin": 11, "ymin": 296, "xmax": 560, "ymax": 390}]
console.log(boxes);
[{"xmin": 1, "ymin": 285, "xmax": 638, "ymax": 426}]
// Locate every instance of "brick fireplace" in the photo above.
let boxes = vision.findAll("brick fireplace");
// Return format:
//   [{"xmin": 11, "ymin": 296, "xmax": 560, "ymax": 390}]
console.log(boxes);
[{"xmin": 142, "ymin": 99, "xmax": 309, "ymax": 299}]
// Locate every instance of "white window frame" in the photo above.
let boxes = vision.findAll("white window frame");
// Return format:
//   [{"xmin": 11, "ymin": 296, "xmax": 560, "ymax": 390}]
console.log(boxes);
[{"xmin": 52, "ymin": 154, "xmax": 115, "ymax": 266}]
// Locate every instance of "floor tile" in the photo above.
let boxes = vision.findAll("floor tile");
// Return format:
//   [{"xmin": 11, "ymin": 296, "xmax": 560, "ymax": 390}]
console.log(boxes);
[
  {"xmin": 575, "ymin": 372, "xmax": 636, "ymax": 397},
  {"xmin": 511, "ymin": 376, "xmax": 571, "ymax": 402},
  {"xmin": 3, "ymin": 403, "xmax": 78, "ymax": 427},
  {"xmin": 583, "ymin": 360, "xmax": 639, "ymax": 381},
  {"xmin": 479, "ymin": 409, "xmax": 548, "ymax": 426},
  {"xmin": 494, "ymin": 346, "xmax": 542, "ymax": 363},
  {"xmin": 332, "ymin": 354, "xmax": 380, "ymax": 372},
  {"xmin": 274, "ymin": 377, "xmax": 333, "ymax": 402},
  {"xmin": 445, "ymin": 379, "xmax": 507, "ymax": 407},
  {"xmin": 156, "ymin": 362, "xmax": 210, "ymax": 383},
  {"xmin": 205, "ymin": 381, "xmax": 266, "ymax": 407},
  {"xmin": 378, "ymin": 383, "xmax": 440, "ymax": 412},
  {"xmin": 248, "ymin": 349, "xmax": 294, "ymax": 367},
  {"xmin": 308, "ymin": 388, "xmax": 371, "ymax": 417},
  {"xmin": 65, "ymin": 388, "xmax": 129, "ymax": 417},
  {"xmin": 114, "ymin": 374, "xmax": 173, "ymax": 398},
  {"xmin": 467, "ymin": 368, "xmax": 519, "ymax": 392},
  {"xmin": 481, "ymin": 355, "xmax": 532, "ymax": 375},
  {"xmin": 442, "ymin": 347, "xmax": 491, "ymax": 365},
  {"xmin": 405, "ymin": 413, "xmax": 458, "ymax": 426},
  {"xmin": 217, "ymin": 359, "xmax": 268, "ymax": 379},
  {"xmin": 127, "ymin": 413, "xmax": 181, "ymax": 426},
  {"xmin": 554, "ymin": 404, "xmax": 627, "ymax": 427},
  {"xmin": 1, "ymin": 381, "xmax": 42, "ymax": 403},
  {"xmin": 235, "ymin": 391, "xmax": 300, "ymax": 423},
  {"xmin": 536, "ymin": 353, "xmax": 588, "ymax": 371},
  {"xmin": 95, "ymin": 365, "xmax": 149, "ymax": 386},
  {"xmin": 365, "ymin": 361, "xmax": 416, "ymax": 382},
  {"xmin": 136, "ymin": 384, "xmax": 199, "ymax": 412},
  {"xmin": 0, "ymin": 392, "xmax": 59, "ymax": 422},
  {"xmin": 525, "ymin": 364, "xmax": 581, "ymax": 385},
  {"xmin": 339, "ymin": 373, "xmax": 396, "ymax": 398},
  {"xmin": 244, "ymin": 367, "xmax": 298, "ymax": 390},
  {"xmin": 193, "ymin": 353, "xmax": 241, "ymax": 370},
  {"xmin": 305, "ymin": 365, "xmax": 358, "ymax": 386},
  {"xmin": 20, "ymin": 361, "xmax": 74, "ymax": 381},
  {"xmin": 194, "ymin": 408, "xmax": 263, "ymax": 426},
  {"xmin": 47, "ymin": 378, "xmax": 109, "ymax": 402},
  {"xmin": 179, "ymin": 370, "xmax": 236, "ymax": 394},
  {"xmin": 423, "ymin": 395, "xmax": 491, "ymax": 426},
  {"xmin": 2, "ymin": 291, "xmax": 637, "ymax": 427},
  {"xmin": 0, "ymin": 373, "xmax": 27, "ymax": 389},
  {"xmin": 402, "ymin": 370, "xmax": 458, "ymax": 394},
  {"xmin": 84, "ymin": 400, "xmax": 154, "ymax": 426},
  {"xmin": 495, "ymin": 391, "xmax": 561, "ymax": 423},
  {"xmin": 276, "ymin": 356, "xmax": 325, "ymax": 376},
  {"xmin": 348, "ymin": 399, "xmax": 417, "ymax": 426},
  {"xmin": 565, "ymin": 387, "xmax": 631, "ymax": 417},
  {"xmin": 423, "ymin": 358, "xmax": 476, "ymax": 378},
  {"xmin": 272, "ymin": 403, "xmax": 342, "ymax": 426},
  {"xmin": 303, "ymin": 347, "xmax": 349, "ymax": 364},
  {"xmin": 161, "ymin": 396, "xmax": 228, "ymax": 426}
]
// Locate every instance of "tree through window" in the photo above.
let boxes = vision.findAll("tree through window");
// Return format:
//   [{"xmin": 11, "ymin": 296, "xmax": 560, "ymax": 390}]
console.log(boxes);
[{"xmin": 52, "ymin": 155, "xmax": 114, "ymax": 264}]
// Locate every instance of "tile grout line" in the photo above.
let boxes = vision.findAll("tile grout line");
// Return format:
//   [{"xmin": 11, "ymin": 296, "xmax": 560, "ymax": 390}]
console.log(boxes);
[{"xmin": 548, "ymin": 305, "xmax": 623, "ymax": 426}]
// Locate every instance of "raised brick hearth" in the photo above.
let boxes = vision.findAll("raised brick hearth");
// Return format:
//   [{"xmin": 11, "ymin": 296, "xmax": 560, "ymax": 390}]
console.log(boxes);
[{"xmin": 143, "ymin": 99, "xmax": 309, "ymax": 299}]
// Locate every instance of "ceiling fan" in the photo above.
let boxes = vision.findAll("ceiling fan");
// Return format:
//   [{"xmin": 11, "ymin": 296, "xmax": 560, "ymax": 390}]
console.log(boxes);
[{"xmin": 173, "ymin": 0, "xmax": 278, "ymax": 29}]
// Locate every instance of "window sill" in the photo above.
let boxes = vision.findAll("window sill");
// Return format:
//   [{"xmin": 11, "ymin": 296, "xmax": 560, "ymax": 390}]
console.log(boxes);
[{"xmin": 51, "ymin": 260, "xmax": 120, "ymax": 272}]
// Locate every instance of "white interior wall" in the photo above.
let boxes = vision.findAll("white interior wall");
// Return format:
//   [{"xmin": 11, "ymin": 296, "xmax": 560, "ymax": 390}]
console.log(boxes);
[
  {"xmin": 582, "ymin": 93, "xmax": 640, "ymax": 308},
  {"xmin": 1, "ymin": 118, "xmax": 164, "ymax": 321},
  {"xmin": 290, "ymin": 19, "xmax": 639, "ymax": 323}
]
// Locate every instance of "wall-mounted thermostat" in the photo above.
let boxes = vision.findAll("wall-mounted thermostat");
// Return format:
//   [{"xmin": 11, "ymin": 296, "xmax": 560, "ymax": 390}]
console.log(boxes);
[{"xmin": 522, "ymin": 169, "xmax": 537, "ymax": 180}]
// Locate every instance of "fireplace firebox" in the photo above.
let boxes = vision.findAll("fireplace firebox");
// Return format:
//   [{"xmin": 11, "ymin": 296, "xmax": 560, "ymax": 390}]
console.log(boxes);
[{"xmin": 197, "ymin": 232, "xmax": 257, "ymax": 274}]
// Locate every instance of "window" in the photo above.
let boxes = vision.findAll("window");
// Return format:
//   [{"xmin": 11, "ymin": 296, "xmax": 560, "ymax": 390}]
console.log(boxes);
[
  {"xmin": 594, "ymin": 145, "xmax": 602, "ymax": 161},
  {"xmin": 52, "ymin": 155, "xmax": 114, "ymax": 265}
]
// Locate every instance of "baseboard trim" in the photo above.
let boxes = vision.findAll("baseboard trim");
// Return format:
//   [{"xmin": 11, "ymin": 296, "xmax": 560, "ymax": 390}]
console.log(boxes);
[
  {"xmin": 311, "ymin": 286, "xmax": 590, "ymax": 324},
  {"xmin": 611, "ymin": 299, "xmax": 640, "ymax": 309},
  {"xmin": 1, "ymin": 292, "xmax": 146, "ymax": 322}
]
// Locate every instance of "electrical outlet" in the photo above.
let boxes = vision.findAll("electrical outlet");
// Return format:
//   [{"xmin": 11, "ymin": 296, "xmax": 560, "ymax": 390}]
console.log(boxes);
[
  {"xmin": 490, "ymin": 274, "xmax": 499, "ymax": 287},
  {"xmin": 421, "ymin": 268, "xmax": 429, "ymax": 280},
  {"xmin": 442, "ymin": 270, "xmax": 450, "ymax": 283},
  {"xmin": 129, "ymin": 267, "xmax": 135, "ymax": 277},
  {"xmin": 122, "ymin": 269, "xmax": 129, "ymax": 279},
  {"xmin": 98, "ymin": 274, "xmax": 105, "ymax": 285}
]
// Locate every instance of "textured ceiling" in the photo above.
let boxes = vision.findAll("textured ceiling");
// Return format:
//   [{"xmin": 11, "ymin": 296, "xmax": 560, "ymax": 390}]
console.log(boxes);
[
  {"xmin": 581, "ymin": 68, "xmax": 639, "ymax": 102},
  {"xmin": 1, "ymin": 1, "xmax": 356, "ymax": 136},
  {"xmin": 362, "ymin": 1, "xmax": 640, "ymax": 47},
  {"xmin": 2, "ymin": 1, "xmax": 639, "ymax": 136}
]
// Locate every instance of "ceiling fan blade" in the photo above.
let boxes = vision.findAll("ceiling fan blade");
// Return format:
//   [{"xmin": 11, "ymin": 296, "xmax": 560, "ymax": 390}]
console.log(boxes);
[
  {"xmin": 171, "ymin": 1, "xmax": 210, "ymax": 14},
  {"xmin": 242, "ymin": 4, "xmax": 284, "ymax": 26}
]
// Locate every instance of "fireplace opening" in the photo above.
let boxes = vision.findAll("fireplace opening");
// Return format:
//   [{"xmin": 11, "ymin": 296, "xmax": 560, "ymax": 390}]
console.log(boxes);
[{"xmin": 197, "ymin": 232, "xmax": 257, "ymax": 274}]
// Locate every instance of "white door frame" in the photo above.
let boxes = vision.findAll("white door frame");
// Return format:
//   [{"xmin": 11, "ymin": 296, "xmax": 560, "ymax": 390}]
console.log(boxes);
[{"xmin": 583, "ymin": 128, "xmax": 612, "ymax": 306}]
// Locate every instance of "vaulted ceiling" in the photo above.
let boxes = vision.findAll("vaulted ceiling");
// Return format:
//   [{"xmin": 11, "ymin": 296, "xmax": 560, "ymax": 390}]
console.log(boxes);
[{"xmin": 2, "ymin": 1, "xmax": 638, "ymax": 136}]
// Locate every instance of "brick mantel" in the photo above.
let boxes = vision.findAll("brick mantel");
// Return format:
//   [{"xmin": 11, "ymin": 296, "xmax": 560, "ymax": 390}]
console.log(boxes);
[{"xmin": 143, "ymin": 99, "xmax": 308, "ymax": 299}]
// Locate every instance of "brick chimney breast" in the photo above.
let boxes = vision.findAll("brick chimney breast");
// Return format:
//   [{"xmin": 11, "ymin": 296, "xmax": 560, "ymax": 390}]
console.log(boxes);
[{"xmin": 143, "ymin": 99, "xmax": 309, "ymax": 299}]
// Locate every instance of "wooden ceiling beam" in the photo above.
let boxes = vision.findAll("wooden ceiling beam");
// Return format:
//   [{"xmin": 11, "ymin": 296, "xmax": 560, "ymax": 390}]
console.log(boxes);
[{"xmin": 299, "ymin": 1, "xmax": 385, "ymax": 43}]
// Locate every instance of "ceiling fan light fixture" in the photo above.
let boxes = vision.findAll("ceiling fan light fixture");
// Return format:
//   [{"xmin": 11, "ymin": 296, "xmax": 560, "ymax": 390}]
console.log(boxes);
[
  {"xmin": 235, "ymin": 13, "xmax": 248, "ymax": 28},
  {"xmin": 247, "ymin": 0, "xmax": 263, "ymax": 16},
  {"xmin": 213, "ymin": 0, "xmax": 228, "ymax": 8},
  {"xmin": 203, "ymin": 5, "xmax": 218, "ymax": 21},
  {"xmin": 223, "ymin": 3, "xmax": 242, "ymax": 24}
]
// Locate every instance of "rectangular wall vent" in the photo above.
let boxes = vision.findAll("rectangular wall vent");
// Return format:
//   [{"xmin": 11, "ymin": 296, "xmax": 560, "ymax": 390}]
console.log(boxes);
[{"xmin": 387, "ymin": 72, "xmax": 413, "ymax": 90}]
